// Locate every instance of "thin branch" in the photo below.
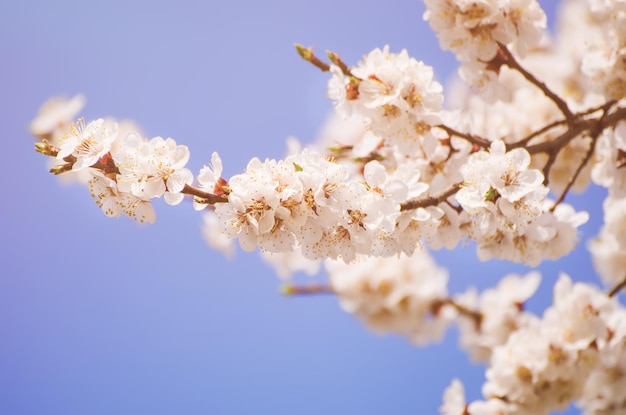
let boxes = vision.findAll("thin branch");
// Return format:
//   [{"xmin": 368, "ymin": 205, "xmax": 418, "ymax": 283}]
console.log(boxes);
[
  {"xmin": 437, "ymin": 124, "xmax": 491, "ymax": 148},
  {"xmin": 294, "ymin": 44, "xmax": 331, "ymax": 72},
  {"xmin": 281, "ymin": 284, "xmax": 334, "ymax": 296},
  {"xmin": 509, "ymin": 118, "xmax": 568, "ymax": 149},
  {"xmin": 549, "ymin": 103, "xmax": 612, "ymax": 211},
  {"xmin": 498, "ymin": 43, "xmax": 575, "ymax": 125},
  {"xmin": 433, "ymin": 298, "xmax": 482, "ymax": 329},
  {"xmin": 400, "ymin": 182, "xmax": 462, "ymax": 212},
  {"xmin": 549, "ymin": 134, "xmax": 597, "ymax": 212},
  {"xmin": 608, "ymin": 275, "xmax": 626, "ymax": 297},
  {"xmin": 541, "ymin": 151, "xmax": 558, "ymax": 187},
  {"xmin": 181, "ymin": 184, "xmax": 228, "ymax": 204},
  {"xmin": 326, "ymin": 50, "xmax": 353, "ymax": 77},
  {"xmin": 525, "ymin": 121, "xmax": 588, "ymax": 154}
]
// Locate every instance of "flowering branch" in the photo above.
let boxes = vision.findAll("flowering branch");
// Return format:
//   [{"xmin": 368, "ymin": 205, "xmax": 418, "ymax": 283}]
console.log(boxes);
[
  {"xmin": 181, "ymin": 184, "xmax": 228, "ymax": 205},
  {"xmin": 437, "ymin": 124, "xmax": 491, "ymax": 149},
  {"xmin": 294, "ymin": 44, "xmax": 331, "ymax": 73},
  {"xmin": 400, "ymin": 182, "xmax": 462, "ymax": 212}
]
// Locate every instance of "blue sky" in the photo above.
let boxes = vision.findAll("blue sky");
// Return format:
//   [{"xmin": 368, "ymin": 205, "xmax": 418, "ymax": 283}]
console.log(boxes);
[{"xmin": 0, "ymin": 1, "xmax": 608, "ymax": 414}]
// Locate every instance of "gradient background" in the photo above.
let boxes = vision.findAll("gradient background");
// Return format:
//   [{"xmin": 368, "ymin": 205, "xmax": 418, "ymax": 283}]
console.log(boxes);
[{"xmin": 0, "ymin": 1, "xmax": 612, "ymax": 414}]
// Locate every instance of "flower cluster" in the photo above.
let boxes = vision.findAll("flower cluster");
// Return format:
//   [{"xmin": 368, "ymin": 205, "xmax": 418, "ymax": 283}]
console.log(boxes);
[
  {"xmin": 423, "ymin": 0, "xmax": 546, "ymax": 95},
  {"xmin": 442, "ymin": 275, "xmax": 626, "ymax": 415},
  {"xmin": 456, "ymin": 140, "xmax": 587, "ymax": 265},
  {"xmin": 582, "ymin": 0, "xmax": 626, "ymax": 100},
  {"xmin": 30, "ymin": 2, "xmax": 626, "ymax": 415},
  {"xmin": 327, "ymin": 46, "xmax": 445, "ymax": 154},
  {"xmin": 33, "ymin": 98, "xmax": 192, "ymax": 223}
]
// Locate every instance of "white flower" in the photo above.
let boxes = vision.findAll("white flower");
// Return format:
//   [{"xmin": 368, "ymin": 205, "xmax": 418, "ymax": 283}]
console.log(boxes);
[
  {"xmin": 29, "ymin": 94, "xmax": 85, "ymax": 137},
  {"xmin": 440, "ymin": 379, "xmax": 467, "ymax": 415},
  {"xmin": 201, "ymin": 210, "xmax": 235, "ymax": 258},
  {"xmin": 88, "ymin": 172, "xmax": 155, "ymax": 224},
  {"xmin": 57, "ymin": 118, "xmax": 118, "ymax": 171},
  {"xmin": 115, "ymin": 134, "xmax": 193, "ymax": 205},
  {"xmin": 423, "ymin": 0, "xmax": 546, "ymax": 63},
  {"xmin": 457, "ymin": 272, "xmax": 541, "ymax": 362},
  {"xmin": 326, "ymin": 251, "xmax": 453, "ymax": 345},
  {"xmin": 481, "ymin": 274, "xmax": 616, "ymax": 415},
  {"xmin": 194, "ymin": 151, "xmax": 226, "ymax": 211}
]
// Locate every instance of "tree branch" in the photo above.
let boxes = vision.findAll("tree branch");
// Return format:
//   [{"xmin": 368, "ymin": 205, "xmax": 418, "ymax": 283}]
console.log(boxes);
[
  {"xmin": 608, "ymin": 275, "xmax": 626, "ymax": 297},
  {"xmin": 498, "ymin": 43, "xmax": 575, "ymax": 125},
  {"xmin": 181, "ymin": 184, "xmax": 228, "ymax": 204},
  {"xmin": 400, "ymin": 182, "xmax": 462, "ymax": 212},
  {"xmin": 437, "ymin": 124, "xmax": 491, "ymax": 149}
]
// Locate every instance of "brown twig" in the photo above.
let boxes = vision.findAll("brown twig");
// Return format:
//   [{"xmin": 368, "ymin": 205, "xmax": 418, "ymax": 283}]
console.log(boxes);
[
  {"xmin": 434, "ymin": 298, "xmax": 482, "ymax": 329},
  {"xmin": 498, "ymin": 42, "xmax": 575, "ymax": 125},
  {"xmin": 181, "ymin": 184, "xmax": 228, "ymax": 205},
  {"xmin": 509, "ymin": 118, "xmax": 568, "ymax": 149},
  {"xmin": 437, "ymin": 124, "xmax": 491, "ymax": 148},
  {"xmin": 400, "ymin": 182, "xmax": 462, "ymax": 212},
  {"xmin": 326, "ymin": 50, "xmax": 353, "ymax": 77},
  {"xmin": 549, "ymin": 134, "xmax": 596, "ymax": 211},
  {"xmin": 548, "ymin": 101, "xmax": 614, "ymax": 211},
  {"xmin": 608, "ymin": 275, "xmax": 626, "ymax": 297},
  {"xmin": 281, "ymin": 284, "xmax": 334, "ymax": 296},
  {"xmin": 295, "ymin": 44, "xmax": 331, "ymax": 72},
  {"xmin": 541, "ymin": 151, "xmax": 558, "ymax": 187}
]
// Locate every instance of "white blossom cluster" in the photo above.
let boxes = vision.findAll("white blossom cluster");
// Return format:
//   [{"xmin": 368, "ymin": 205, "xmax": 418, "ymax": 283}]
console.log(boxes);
[
  {"xmin": 582, "ymin": 0, "xmax": 626, "ymax": 100},
  {"xmin": 30, "ymin": 2, "xmax": 626, "ymax": 415},
  {"xmin": 440, "ymin": 274, "xmax": 626, "ymax": 415},
  {"xmin": 423, "ymin": 0, "xmax": 546, "ymax": 96},
  {"xmin": 456, "ymin": 140, "xmax": 588, "ymax": 265},
  {"xmin": 325, "ymin": 252, "xmax": 453, "ymax": 345},
  {"xmin": 328, "ymin": 46, "xmax": 445, "ymax": 155},
  {"xmin": 30, "ymin": 96, "xmax": 193, "ymax": 223}
]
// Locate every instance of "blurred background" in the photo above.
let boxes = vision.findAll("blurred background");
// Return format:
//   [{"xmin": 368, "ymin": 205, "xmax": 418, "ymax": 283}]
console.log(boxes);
[{"xmin": 0, "ymin": 1, "xmax": 604, "ymax": 414}]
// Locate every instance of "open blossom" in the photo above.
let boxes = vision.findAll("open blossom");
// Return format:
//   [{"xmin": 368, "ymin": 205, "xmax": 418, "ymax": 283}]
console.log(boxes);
[
  {"xmin": 215, "ymin": 156, "xmax": 306, "ymax": 253},
  {"xmin": 588, "ymin": 195, "xmax": 626, "ymax": 286},
  {"xmin": 592, "ymin": 120, "xmax": 626, "ymax": 195},
  {"xmin": 88, "ymin": 172, "xmax": 156, "ymax": 224},
  {"xmin": 328, "ymin": 46, "xmax": 444, "ymax": 154},
  {"xmin": 29, "ymin": 94, "xmax": 86, "ymax": 138},
  {"xmin": 423, "ymin": 0, "xmax": 547, "ymax": 62},
  {"xmin": 56, "ymin": 118, "xmax": 119, "ymax": 171},
  {"xmin": 194, "ymin": 151, "xmax": 226, "ymax": 210},
  {"xmin": 115, "ymin": 134, "xmax": 193, "ymax": 205},
  {"xmin": 481, "ymin": 274, "xmax": 617, "ymax": 415},
  {"xmin": 440, "ymin": 379, "xmax": 467, "ymax": 415},
  {"xmin": 456, "ymin": 272, "xmax": 541, "ymax": 363},
  {"xmin": 201, "ymin": 210, "xmax": 235, "ymax": 258},
  {"xmin": 581, "ymin": 1, "xmax": 626, "ymax": 100},
  {"xmin": 326, "ymin": 251, "xmax": 454, "ymax": 345}
]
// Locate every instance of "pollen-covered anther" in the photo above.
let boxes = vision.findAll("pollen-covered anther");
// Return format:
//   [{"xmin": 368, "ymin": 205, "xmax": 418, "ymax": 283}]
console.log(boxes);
[
  {"xmin": 303, "ymin": 189, "xmax": 318, "ymax": 214},
  {"xmin": 404, "ymin": 84, "xmax": 423, "ymax": 108},
  {"xmin": 383, "ymin": 104, "xmax": 401, "ymax": 117},
  {"xmin": 247, "ymin": 198, "xmax": 271, "ymax": 214},
  {"xmin": 414, "ymin": 121, "xmax": 430, "ymax": 135},
  {"xmin": 323, "ymin": 182, "xmax": 338, "ymax": 198},
  {"xmin": 347, "ymin": 209, "xmax": 367, "ymax": 229}
]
